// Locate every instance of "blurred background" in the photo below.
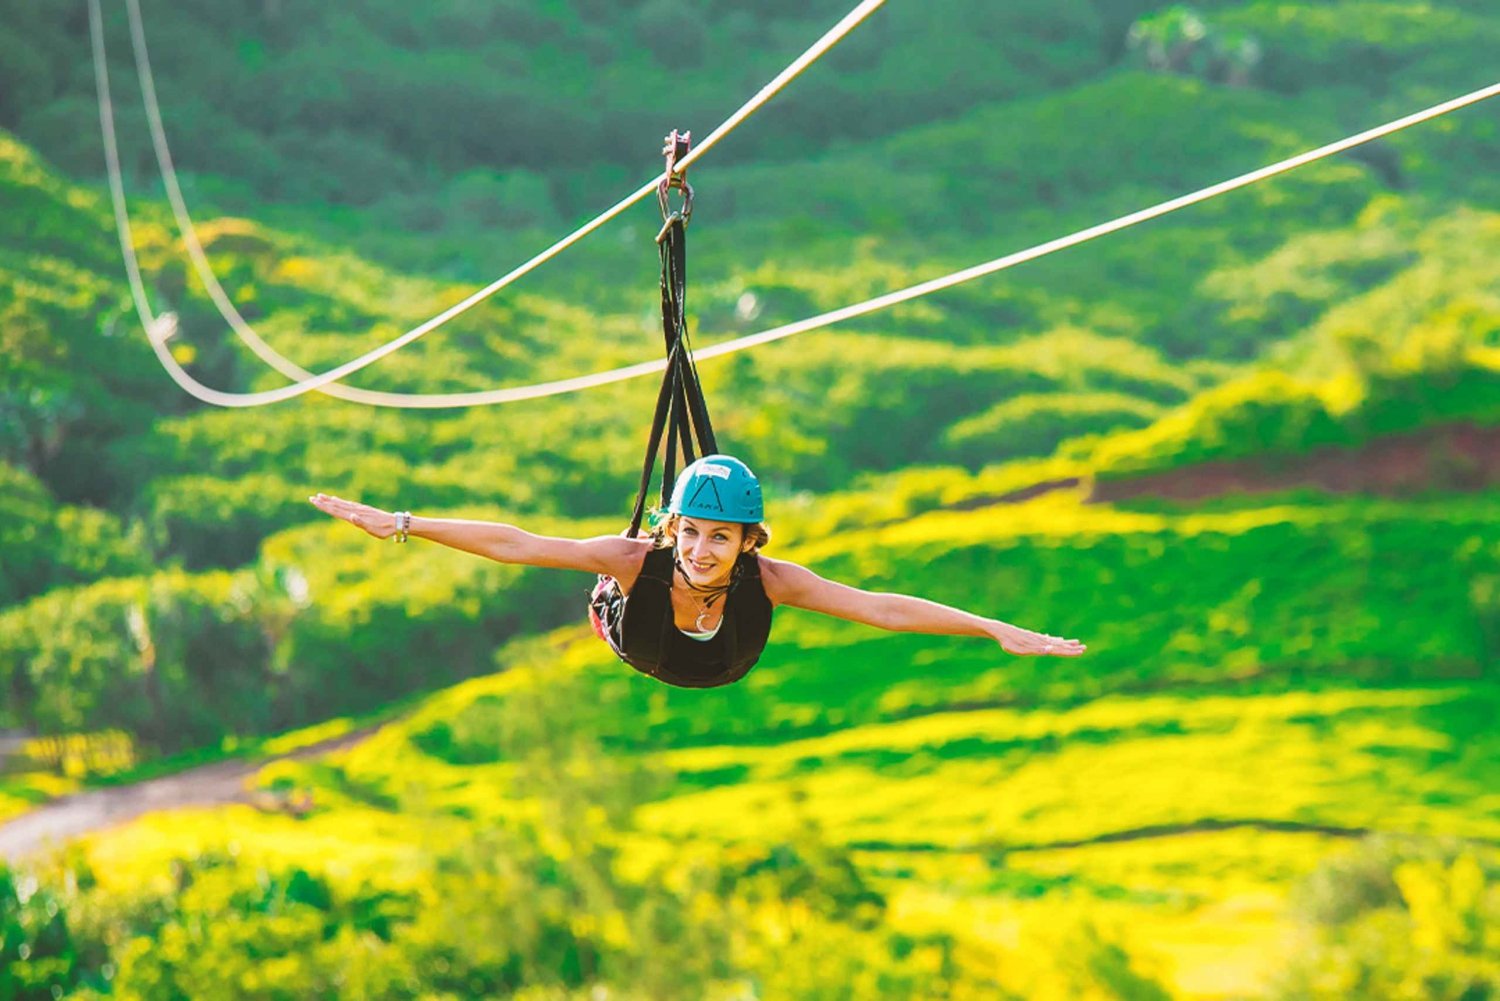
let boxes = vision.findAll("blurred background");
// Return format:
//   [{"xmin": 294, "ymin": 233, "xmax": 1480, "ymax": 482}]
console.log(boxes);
[{"xmin": 1, "ymin": 0, "xmax": 1497, "ymax": 997}]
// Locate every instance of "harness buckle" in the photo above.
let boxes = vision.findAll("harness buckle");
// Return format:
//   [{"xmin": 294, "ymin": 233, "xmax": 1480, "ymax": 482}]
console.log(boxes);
[{"xmin": 657, "ymin": 129, "xmax": 694, "ymax": 224}]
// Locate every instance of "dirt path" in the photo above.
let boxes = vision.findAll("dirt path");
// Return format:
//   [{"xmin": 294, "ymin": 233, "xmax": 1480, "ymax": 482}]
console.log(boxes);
[
  {"xmin": 0, "ymin": 726, "xmax": 380, "ymax": 863},
  {"xmin": 1091, "ymin": 422, "xmax": 1500, "ymax": 503}
]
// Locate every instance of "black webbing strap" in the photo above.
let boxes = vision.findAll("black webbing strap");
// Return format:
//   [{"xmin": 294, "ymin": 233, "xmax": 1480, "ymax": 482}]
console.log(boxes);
[{"xmin": 626, "ymin": 213, "xmax": 717, "ymax": 538}]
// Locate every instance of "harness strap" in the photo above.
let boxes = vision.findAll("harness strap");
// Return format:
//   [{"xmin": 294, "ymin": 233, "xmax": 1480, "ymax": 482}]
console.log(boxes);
[
  {"xmin": 628, "ymin": 357, "xmax": 678, "ymax": 538},
  {"xmin": 627, "ymin": 208, "xmax": 717, "ymax": 538},
  {"xmin": 667, "ymin": 221, "xmax": 716, "ymax": 456}
]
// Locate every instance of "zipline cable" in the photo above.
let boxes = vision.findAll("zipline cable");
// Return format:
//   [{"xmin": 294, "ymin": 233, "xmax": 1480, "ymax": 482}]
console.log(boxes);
[
  {"xmin": 684, "ymin": 80, "xmax": 1500, "ymax": 369},
  {"xmin": 91, "ymin": 0, "xmax": 203, "ymax": 398},
  {"xmin": 122, "ymin": 0, "xmax": 408, "ymax": 405},
  {"xmin": 98, "ymin": 0, "xmax": 888, "ymax": 408},
  {"xmin": 174, "ymin": 77, "xmax": 1495, "ymax": 408},
  {"xmin": 97, "ymin": 0, "xmax": 1499, "ymax": 409},
  {"xmin": 672, "ymin": 0, "xmax": 886, "ymax": 176}
]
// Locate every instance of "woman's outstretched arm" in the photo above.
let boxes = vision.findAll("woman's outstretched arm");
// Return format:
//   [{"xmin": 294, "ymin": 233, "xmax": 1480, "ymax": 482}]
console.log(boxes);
[
  {"xmin": 760, "ymin": 556, "xmax": 1085, "ymax": 658},
  {"xmin": 308, "ymin": 493, "xmax": 643, "ymax": 578}
]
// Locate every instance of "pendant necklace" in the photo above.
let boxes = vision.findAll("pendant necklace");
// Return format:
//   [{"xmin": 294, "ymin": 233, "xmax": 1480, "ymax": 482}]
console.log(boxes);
[
  {"xmin": 693, "ymin": 594, "xmax": 720, "ymax": 631},
  {"xmin": 674, "ymin": 559, "xmax": 736, "ymax": 630}
]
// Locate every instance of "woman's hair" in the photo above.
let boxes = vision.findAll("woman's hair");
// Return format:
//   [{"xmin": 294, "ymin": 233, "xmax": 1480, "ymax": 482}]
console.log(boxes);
[{"xmin": 652, "ymin": 512, "xmax": 772, "ymax": 552}]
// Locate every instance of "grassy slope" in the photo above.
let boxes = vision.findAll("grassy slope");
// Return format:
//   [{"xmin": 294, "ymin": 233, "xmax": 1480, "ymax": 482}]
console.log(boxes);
[{"xmin": 58, "ymin": 482, "xmax": 1500, "ymax": 996}]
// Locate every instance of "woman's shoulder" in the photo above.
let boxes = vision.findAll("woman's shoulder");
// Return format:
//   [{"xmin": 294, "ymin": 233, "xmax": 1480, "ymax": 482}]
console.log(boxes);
[
  {"xmin": 605, "ymin": 535, "xmax": 662, "ymax": 593},
  {"xmin": 751, "ymin": 554, "xmax": 808, "ymax": 606}
]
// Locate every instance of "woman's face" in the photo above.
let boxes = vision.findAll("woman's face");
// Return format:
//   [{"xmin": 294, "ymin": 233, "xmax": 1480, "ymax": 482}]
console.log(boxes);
[{"xmin": 675, "ymin": 516, "xmax": 748, "ymax": 586}]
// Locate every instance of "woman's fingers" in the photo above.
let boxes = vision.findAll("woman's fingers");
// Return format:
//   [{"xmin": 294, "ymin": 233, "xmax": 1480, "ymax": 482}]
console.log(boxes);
[
  {"xmin": 308, "ymin": 493, "xmax": 390, "ymax": 538},
  {"xmin": 310, "ymin": 493, "xmax": 354, "ymax": 521},
  {"xmin": 1037, "ymin": 632, "xmax": 1086, "ymax": 656},
  {"xmin": 1003, "ymin": 627, "xmax": 1087, "ymax": 657},
  {"xmin": 312, "ymin": 494, "xmax": 364, "ymax": 520}
]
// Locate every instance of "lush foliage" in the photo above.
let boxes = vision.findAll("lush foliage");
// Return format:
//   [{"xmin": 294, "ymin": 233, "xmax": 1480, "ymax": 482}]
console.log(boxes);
[
  {"xmin": 2, "ymin": 0, "xmax": 1499, "ymax": 995},
  {"xmin": 1085, "ymin": 208, "xmax": 1500, "ymax": 481},
  {"xmin": 6, "ymin": 485, "xmax": 1498, "ymax": 995},
  {"xmin": 3, "ymin": 674, "xmax": 1026, "ymax": 1000},
  {"xmin": 1273, "ymin": 838, "xmax": 1500, "ymax": 999},
  {"xmin": 0, "ymin": 462, "xmax": 148, "ymax": 607},
  {"xmin": 0, "ymin": 510, "xmax": 610, "ymax": 746}
]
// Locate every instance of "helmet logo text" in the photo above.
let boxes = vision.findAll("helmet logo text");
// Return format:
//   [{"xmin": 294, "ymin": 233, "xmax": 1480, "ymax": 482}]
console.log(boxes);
[{"xmin": 688, "ymin": 479, "xmax": 725, "ymax": 512}]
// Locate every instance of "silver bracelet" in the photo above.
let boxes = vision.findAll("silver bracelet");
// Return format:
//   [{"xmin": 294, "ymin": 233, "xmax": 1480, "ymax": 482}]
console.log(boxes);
[{"xmin": 393, "ymin": 511, "xmax": 411, "ymax": 543}]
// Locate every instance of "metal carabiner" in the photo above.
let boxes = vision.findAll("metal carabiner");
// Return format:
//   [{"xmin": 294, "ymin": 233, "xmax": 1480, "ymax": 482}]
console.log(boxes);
[{"xmin": 658, "ymin": 129, "xmax": 694, "ymax": 224}]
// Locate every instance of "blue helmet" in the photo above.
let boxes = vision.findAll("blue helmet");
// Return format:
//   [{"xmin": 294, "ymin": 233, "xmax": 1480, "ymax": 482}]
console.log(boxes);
[{"xmin": 669, "ymin": 454, "xmax": 764, "ymax": 523}]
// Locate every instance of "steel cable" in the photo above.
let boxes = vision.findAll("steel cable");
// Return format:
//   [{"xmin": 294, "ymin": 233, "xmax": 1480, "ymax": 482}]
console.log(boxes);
[
  {"xmin": 95, "ymin": 1, "xmax": 1498, "ymax": 410},
  {"xmin": 99, "ymin": 0, "xmax": 888, "ymax": 407}
]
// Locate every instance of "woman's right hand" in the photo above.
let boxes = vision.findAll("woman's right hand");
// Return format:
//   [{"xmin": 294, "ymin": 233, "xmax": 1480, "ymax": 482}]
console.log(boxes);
[{"xmin": 309, "ymin": 493, "xmax": 397, "ymax": 540}]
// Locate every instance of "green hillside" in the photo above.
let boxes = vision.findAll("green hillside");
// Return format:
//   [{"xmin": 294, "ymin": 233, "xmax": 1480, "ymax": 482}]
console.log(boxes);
[
  {"xmin": 8, "ymin": 487, "xmax": 1497, "ymax": 997},
  {"xmin": 2, "ymin": 0, "xmax": 1498, "ymax": 996}
]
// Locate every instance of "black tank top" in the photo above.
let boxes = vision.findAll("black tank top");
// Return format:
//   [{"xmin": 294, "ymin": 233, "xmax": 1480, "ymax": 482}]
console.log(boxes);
[{"xmin": 589, "ymin": 546, "xmax": 773, "ymax": 689}]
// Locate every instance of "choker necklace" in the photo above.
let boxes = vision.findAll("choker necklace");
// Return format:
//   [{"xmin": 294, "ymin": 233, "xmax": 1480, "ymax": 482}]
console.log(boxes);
[{"xmin": 674, "ymin": 558, "xmax": 737, "ymax": 631}]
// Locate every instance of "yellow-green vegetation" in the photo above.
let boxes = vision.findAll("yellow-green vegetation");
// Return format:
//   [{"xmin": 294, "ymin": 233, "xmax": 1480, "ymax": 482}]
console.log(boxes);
[
  {"xmin": 0, "ymin": 770, "xmax": 82, "ymax": 825},
  {"xmin": 7, "ymin": 489, "xmax": 1498, "ymax": 997},
  {"xmin": 4, "ymin": 0, "xmax": 1500, "ymax": 995},
  {"xmin": 1085, "ymin": 207, "xmax": 1500, "ymax": 481}
]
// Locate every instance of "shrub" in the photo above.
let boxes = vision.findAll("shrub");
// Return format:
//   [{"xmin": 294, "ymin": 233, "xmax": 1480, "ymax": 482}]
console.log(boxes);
[
  {"xmin": 1275, "ymin": 838, "xmax": 1500, "ymax": 1000},
  {"xmin": 0, "ymin": 572, "xmax": 272, "ymax": 752}
]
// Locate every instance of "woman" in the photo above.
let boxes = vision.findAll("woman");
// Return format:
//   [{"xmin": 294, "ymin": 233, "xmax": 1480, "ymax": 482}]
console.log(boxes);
[{"xmin": 309, "ymin": 454, "xmax": 1085, "ymax": 689}]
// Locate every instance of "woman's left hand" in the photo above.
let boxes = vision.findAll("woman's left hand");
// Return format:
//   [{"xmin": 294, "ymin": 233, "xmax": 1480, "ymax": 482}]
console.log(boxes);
[{"xmin": 994, "ymin": 623, "xmax": 1086, "ymax": 657}]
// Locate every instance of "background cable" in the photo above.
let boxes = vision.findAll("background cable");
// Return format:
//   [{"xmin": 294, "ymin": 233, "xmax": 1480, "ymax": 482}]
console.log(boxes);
[
  {"xmin": 99, "ymin": 0, "xmax": 1496, "ymax": 410},
  {"xmin": 351, "ymin": 79, "xmax": 1500, "ymax": 406},
  {"xmin": 687, "ymin": 80, "xmax": 1500, "ymax": 367},
  {"xmin": 103, "ymin": 0, "xmax": 888, "ymax": 407},
  {"xmin": 124, "ymin": 0, "xmax": 422, "ymax": 406},
  {"xmin": 91, "ymin": 0, "xmax": 246, "ymax": 406}
]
